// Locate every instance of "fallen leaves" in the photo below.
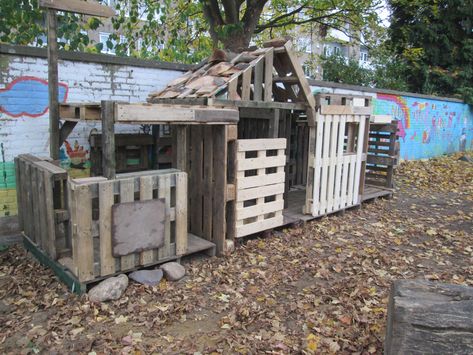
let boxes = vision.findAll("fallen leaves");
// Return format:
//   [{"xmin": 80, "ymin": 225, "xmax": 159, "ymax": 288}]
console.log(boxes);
[{"xmin": 0, "ymin": 153, "xmax": 472, "ymax": 353}]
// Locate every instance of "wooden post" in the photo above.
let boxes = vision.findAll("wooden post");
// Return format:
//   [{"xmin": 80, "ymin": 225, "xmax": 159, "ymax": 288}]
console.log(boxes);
[
  {"xmin": 47, "ymin": 9, "xmax": 59, "ymax": 160},
  {"xmin": 175, "ymin": 126, "xmax": 187, "ymax": 171},
  {"xmin": 101, "ymin": 101, "xmax": 116, "ymax": 179}
]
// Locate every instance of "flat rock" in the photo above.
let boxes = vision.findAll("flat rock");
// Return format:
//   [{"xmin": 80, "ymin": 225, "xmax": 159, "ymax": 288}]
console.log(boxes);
[
  {"xmin": 88, "ymin": 274, "xmax": 128, "ymax": 303},
  {"xmin": 129, "ymin": 269, "xmax": 163, "ymax": 286},
  {"xmin": 160, "ymin": 262, "xmax": 185, "ymax": 281}
]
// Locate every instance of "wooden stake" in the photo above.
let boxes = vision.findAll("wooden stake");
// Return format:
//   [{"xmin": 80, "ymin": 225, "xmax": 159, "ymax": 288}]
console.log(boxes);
[
  {"xmin": 47, "ymin": 9, "xmax": 59, "ymax": 160},
  {"xmin": 101, "ymin": 101, "xmax": 116, "ymax": 179}
]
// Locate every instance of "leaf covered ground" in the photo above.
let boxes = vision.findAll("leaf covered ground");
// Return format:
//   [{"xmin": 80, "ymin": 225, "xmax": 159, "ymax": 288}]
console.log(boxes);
[{"xmin": 1, "ymin": 153, "xmax": 472, "ymax": 354}]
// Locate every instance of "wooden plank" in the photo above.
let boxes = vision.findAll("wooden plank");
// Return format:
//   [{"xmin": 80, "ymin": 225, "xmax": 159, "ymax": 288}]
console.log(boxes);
[
  {"xmin": 47, "ymin": 9, "xmax": 59, "ymax": 160},
  {"xmin": 340, "ymin": 155, "xmax": 350, "ymax": 208},
  {"xmin": 311, "ymin": 113, "xmax": 324, "ymax": 216},
  {"xmin": 189, "ymin": 126, "xmax": 203, "ymax": 236},
  {"xmin": 101, "ymin": 101, "xmax": 116, "ymax": 179},
  {"xmin": 253, "ymin": 57, "xmax": 264, "ymax": 101},
  {"xmin": 236, "ymin": 138, "xmax": 286, "ymax": 152},
  {"xmin": 319, "ymin": 115, "xmax": 332, "ymax": 214},
  {"xmin": 264, "ymin": 48, "xmax": 274, "ymax": 102},
  {"xmin": 119, "ymin": 178, "xmax": 135, "ymax": 270},
  {"xmin": 175, "ymin": 126, "xmax": 187, "ymax": 171},
  {"xmin": 268, "ymin": 108, "xmax": 280, "ymax": 138},
  {"xmin": 367, "ymin": 155, "xmax": 396, "ymax": 165},
  {"xmin": 353, "ymin": 115, "xmax": 366, "ymax": 205},
  {"xmin": 241, "ymin": 67, "xmax": 252, "ymax": 101},
  {"xmin": 98, "ymin": 180, "xmax": 115, "ymax": 276},
  {"xmin": 115, "ymin": 103, "xmax": 239, "ymax": 124},
  {"xmin": 43, "ymin": 170, "xmax": 57, "ymax": 259},
  {"xmin": 227, "ymin": 76, "xmax": 239, "ymax": 100},
  {"xmin": 326, "ymin": 115, "xmax": 339, "ymax": 213},
  {"xmin": 202, "ymin": 126, "xmax": 213, "ymax": 241},
  {"xmin": 334, "ymin": 115, "xmax": 346, "ymax": 210},
  {"xmin": 237, "ymin": 155, "xmax": 286, "ymax": 171},
  {"xmin": 158, "ymin": 174, "xmax": 171, "ymax": 259},
  {"xmin": 237, "ymin": 172, "xmax": 285, "ymax": 190},
  {"xmin": 283, "ymin": 42, "xmax": 316, "ymax": 108},
  {"xmin": 237, "ymin": 199, "xmax": 284, "ymax": 220},
  {"xmin": 138, "ymin": 176, "xmax": 155, "ymax": 265},
  {"xmin": 31, "ymin": 166, "xmax": 41, "ymax": 246},
  {"xmin": 212, "ymin": 126, "xmax": 227, "ymax": 255},
  {"xmin": 320, "ymin": 105, "xmax": 354, "ymax": 115},
  {"xmin": 236, "ymin": 214, "xmax": 283, "ymax": 238},
  {"xmin": 237, "ymin": 183, "xmax": 285, "ymax": 202},
  {"xmin": 37, "ymin": 166, "xmax": 49, "ymax": 253},
  {"xmin": 39, "ymin": 0, "xmax": 115, "ymax": 17},
  {"xmin": 175, "ymin": 172, "xmax": 188, "ymax": 255},
  {"xmin": 72, "ymin": 185, "xmax": 94, "ymax": 282}
]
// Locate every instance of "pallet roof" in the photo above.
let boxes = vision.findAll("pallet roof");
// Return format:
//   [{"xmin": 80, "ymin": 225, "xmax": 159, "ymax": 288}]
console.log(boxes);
[{"xmin": 148, "ymin": 39, "xmax": 316, "ymax": 111}]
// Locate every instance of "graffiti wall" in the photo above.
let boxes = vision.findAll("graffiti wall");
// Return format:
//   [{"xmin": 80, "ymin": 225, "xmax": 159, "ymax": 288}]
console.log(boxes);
[
  {"xmin": 0, "ymin": 50, "xmax": 184, "ymax": 217},
  {"xmin": 374, "ymin": 94, "xmax": 473, "ymax": 160}
]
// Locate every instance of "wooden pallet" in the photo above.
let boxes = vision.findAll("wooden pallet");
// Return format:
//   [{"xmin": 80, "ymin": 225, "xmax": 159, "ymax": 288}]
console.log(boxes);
[
  {"xmin": 365, "ymin": 119, "xmax": 399, "ymax": 189},
  {"xmin": 305, "ymin": 109, "xmax": 370, "ymax": 217},
  {"xmin": 235, "ymin": 138, "xmax": 286, "ymax": 238},
  {"xmin": 66, "ymin": 169, "xmax": 188, "ymax": 282},
  {"xmin": 15, "ymin": 154, "xmax": 69, "ymax": 260}
]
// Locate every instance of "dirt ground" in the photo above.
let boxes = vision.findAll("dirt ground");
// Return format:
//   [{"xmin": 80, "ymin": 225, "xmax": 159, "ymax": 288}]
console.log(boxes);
[{"xmin": 1, "ymin": 153, "xmax": 472, "ymax": 354}]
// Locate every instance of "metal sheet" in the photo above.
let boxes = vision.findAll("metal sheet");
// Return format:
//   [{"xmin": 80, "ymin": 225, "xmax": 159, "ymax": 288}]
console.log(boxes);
[{"xmin": 112, "ymin": 199, "xmax": 165, "ymax": 256}]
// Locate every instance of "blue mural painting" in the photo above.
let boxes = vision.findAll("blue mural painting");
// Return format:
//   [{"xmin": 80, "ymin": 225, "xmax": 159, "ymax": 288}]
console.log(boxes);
[
  {"xmin": 0, "ymin": 76, "xmax": 68, "ymax": 118},
  {"xmin": 374, "ymin": 93, "xmax": 473, "ymax": 160}
]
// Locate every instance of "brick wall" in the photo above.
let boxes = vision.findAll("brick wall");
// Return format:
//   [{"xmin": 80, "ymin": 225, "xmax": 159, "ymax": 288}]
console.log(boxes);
[{"xmin": 0, "ymin": 48, "xmax": 185, "ymax": 217}]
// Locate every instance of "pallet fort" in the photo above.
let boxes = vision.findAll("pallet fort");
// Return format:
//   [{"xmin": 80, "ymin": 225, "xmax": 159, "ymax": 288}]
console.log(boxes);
[{"xmin": 16, "ymin": 35, "xmax": 399, "ymax": 292}]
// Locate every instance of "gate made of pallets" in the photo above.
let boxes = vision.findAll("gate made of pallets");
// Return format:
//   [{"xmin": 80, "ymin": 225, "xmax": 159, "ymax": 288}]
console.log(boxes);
[
  {"xmin": 67, "ymin": 170, "xmax": 187, "ymax": 282},
  {"xmin": 15, "ymin": 154, "xmax": 69, "ymax": 260},
  {"xmin": 306, "ymin": 105, "xmax": 370, "ymax": 217},
  {"xmin": 235, "ymin": 139, "xmax": 286, "ymax": 238}
]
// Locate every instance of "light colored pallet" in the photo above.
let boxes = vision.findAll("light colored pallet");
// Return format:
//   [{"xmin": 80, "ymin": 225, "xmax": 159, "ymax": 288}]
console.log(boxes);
[
  {"xmin": 308, "ymin": 112, "xmax": 368, "ymax": 217},
  {"xmin": 235, "ymin": 138, "xmax": 287, "ymax": 238}
]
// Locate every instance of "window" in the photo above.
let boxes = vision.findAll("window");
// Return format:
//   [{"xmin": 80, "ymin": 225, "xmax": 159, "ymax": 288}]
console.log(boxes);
[
  {"xmin": 360, "ymin": 51, "xmax": 369, "ymax": 62},
  {"xmin": 99, "ymin": 32, "xmax": 116, "ymax": 55},
  {"xmin": 333, "ymin": 46, "xmax": 341, "ymax": 55}
]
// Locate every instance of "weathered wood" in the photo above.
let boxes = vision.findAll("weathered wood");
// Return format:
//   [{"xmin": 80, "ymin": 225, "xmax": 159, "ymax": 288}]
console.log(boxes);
[
  {"xmin": 212, "ymin": 126, "xmax": 227, "ymax": 254},
  {"xmin": 47, "ymin": 9, "xmax": 59, "ymax": 160},
  {"xmin": 101, "ymin": 101, "xmax": 116, "ymax": 179},
  {"xmin": 72, "ymin": 185, "xmax": 94, "ymax": 282},
  {"xmin": 39, "ymin": 0, "xmax": 115, "ymax": 17},
  {"xmin": 386, "ymin": 280, "xmax": 473, "ymax": 355},
  {"xmin": 264, "ymin": 48, "xmax": 274, "ymax": 102},
  {"xmin": 175, "ymin": 172, "xmax": 188, "ymax": 255},
  {"xmin": 98, "ymin": 180, "xmax": 115, "ymax": 276},
  {"xmin": 43, "ymin": 170, "xmax": 57, "ymax": 259},
  {"xmin": 59, "ymin": 121, "xmax": 78, "ymax": 146},
  {"xmin": 115, "ymin": 103, "xmax": 239, "ymax": 124},
  {"xmin": 118, "ymin": 178, "xmax": 135, "ymax": 270}
]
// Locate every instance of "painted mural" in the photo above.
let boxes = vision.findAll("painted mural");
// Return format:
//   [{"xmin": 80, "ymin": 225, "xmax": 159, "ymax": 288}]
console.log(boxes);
[
  {"xmin": 0, "ymin": 76, "xmax": 68, "ymax": 117},
  {"xmin": 374, "ymin": 94, "xmax": 473, "ymax": 160},
  {"xmin": 0, "ymin": 76, "xmax": 70, "ymax": 216}
]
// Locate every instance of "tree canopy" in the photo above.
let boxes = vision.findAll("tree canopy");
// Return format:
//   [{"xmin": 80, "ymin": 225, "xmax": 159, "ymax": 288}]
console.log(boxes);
[
  {"xmin": 387, "ymin": 0, "xmax": 473, "ymax": 103},
  {"xmin": 0, "ymin": 0, "xmax": 382, "ymax": 63}
]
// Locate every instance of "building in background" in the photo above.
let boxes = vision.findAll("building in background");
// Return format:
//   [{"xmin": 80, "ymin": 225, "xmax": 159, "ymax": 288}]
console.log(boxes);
[{"xmin": 295, "ymin": 25, "xmax": 371, "ymax": 79}]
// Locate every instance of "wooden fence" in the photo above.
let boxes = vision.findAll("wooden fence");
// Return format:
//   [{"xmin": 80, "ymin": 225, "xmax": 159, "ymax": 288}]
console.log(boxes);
[
  {"xmin": 15, "ymin": 154, "xmax": 68, "ymax": 260},
  {"xmin": 67, "ymin": 170, "xmax": 187, "ymax": 282},
  {"xmin": 307, "ymin": 112, "xmax": 370, "ymax": 217},
  {"xmin": 235, "ymin": 139, "xmax": 286, "ymax": 238}
]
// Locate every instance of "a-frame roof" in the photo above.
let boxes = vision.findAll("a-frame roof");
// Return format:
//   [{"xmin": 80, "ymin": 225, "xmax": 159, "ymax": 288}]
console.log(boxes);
[{"xmin": 148, "ymin": 39, "xmax": 315, "ymax": 110}]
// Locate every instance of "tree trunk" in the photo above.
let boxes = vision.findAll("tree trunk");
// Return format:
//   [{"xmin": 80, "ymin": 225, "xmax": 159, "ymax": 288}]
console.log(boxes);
[{"xmin": 220, "ymin": 32, "xmax": 252, "ymax": 52}]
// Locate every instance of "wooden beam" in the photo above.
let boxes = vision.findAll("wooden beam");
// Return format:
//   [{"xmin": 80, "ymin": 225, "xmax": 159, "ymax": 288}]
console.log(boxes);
[
  {"xmin": 39, "ymin": 0, "xmax": 115, "ymax": 17},
  {"xmin": 115, "ymin": 103, "xmax": 239, "ymax": 124},
  {"xmin": 101, "ymin": 101, "xmax": 116, "ymax": 179},
  {"xmin": 47, "ymin": 9, "xmax": 59, "ymax": 160}
]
